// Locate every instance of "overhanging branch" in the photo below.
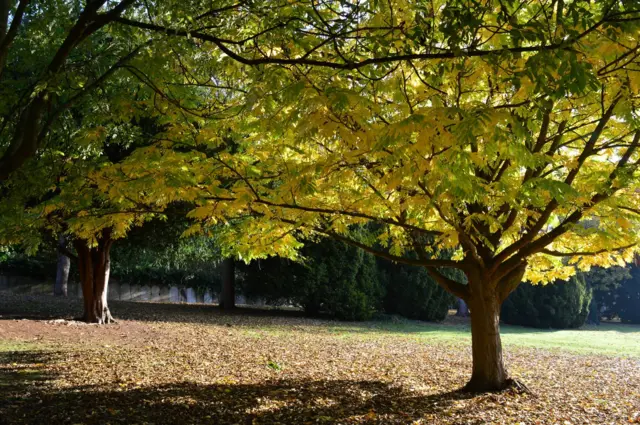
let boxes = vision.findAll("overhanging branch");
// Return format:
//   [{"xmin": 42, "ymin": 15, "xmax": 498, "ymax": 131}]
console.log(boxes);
[{"xmin": 541, "ymin": 243, "xmax": 636, "ymax": 257}]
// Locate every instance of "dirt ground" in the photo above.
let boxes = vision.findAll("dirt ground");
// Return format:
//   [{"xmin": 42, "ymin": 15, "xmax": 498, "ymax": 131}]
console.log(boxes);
[{"xmin": 0, "ymin": 293, "xmax": 639, "ymax": 424}]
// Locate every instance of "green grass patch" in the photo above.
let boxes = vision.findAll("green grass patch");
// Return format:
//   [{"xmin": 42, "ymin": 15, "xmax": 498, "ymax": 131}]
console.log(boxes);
[
  {"xmin": 0, "ymin": 340, "xmax": 43, "ymax": 353},
  {"xmin": 319, "ymin": 320, "xmax": 640, "ymax": 357}
]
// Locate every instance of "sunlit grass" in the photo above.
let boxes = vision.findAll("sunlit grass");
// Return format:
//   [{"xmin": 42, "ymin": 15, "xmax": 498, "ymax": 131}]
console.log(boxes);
[{"xmin": 330, "ymin": 320, "xmax": 640, "ymax": 357}]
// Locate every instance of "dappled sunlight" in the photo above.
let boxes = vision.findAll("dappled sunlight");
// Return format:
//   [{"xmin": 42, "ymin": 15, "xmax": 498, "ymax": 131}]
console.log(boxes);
[{"xmin": 1, "ymin": 297, "xmax": 639, "ymax": 424}]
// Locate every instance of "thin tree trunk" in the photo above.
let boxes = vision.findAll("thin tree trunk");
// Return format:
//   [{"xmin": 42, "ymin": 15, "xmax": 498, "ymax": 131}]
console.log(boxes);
[
  {"xmin": 73, "ymin": 230, "xmax": 115, "ymax": 324},
  {"xmin": 54, "ymin": 235, "xmax": 70, "ymax": 297},
  {"xmin": 456, "ymin": 297, "xmax": 469, "ymax": 317},
  {"xmin": 220, "ymin": 257, "xmax": 235, "ymax": 310}
]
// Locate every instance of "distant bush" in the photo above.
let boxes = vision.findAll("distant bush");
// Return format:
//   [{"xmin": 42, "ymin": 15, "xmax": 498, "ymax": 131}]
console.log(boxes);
[
  {"xmin": 502, "ymin": 274, "xmax": 592, "ymax": 329},
  {"xmin": 0, "ymin": 246, "xmax": 57, "ymax": 279},
  {"xmin": 618, "ymin": 265, "xmax": 640, "ymax": 324},
  {"xmin": 240, "ymin": 238, "xmax": 384, "ymax": 320},
  {"xmin": 241, "ymin": 238, "xmax": 463, "ymax": 322},
  {"xmin": 301, "ymin": 240, "xmax": 384, "ymax": 320},
  {"xmin": 378, "ymin": 258, "xmax": 456, "ymax": 321}
]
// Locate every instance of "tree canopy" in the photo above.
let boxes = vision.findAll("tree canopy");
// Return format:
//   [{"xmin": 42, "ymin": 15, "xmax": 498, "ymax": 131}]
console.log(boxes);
[{"xmin": 2, "ymin": 0, "xmax": 640, "ymax": 392}]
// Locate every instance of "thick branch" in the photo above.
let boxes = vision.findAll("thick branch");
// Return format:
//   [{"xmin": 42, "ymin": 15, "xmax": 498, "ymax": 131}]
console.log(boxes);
[
  {"xmin": 496, "ymin": 260, "xmax": 527, "ymax": 303},
  {"xmin": 492, "ymin": 94, "xmax": 622, "ymax": 269},
  {"xmin": 37, "ymin": 41, "xmax": 151, "ymax": 144},
  {"xmin": 318, "ymin": 229, "xmax": 461, "ymax": 269},
  {"xmin": 0, "ymin": 0, "xmax": 136, "ymax": 181},
  {"xmin": 0, "ymin": 0, "xmax": 29, "ymax": 77},
  {"xmin": 206, "ymin": 194, "xmax": 442, "ymax": 236},
  {"xmin": 425, "ymin": 267, "xmax": 470, "ymax": 301}
]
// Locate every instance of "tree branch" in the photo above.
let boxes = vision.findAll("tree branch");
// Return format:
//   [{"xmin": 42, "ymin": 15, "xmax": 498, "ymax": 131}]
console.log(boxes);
[
  {"xmin": 492, "ymin": 94, "xmax": 622, "ymax": 269},
  {"xmin": 541, "ymin": 243, "xmax": 637, "ymax": 257},
  {"xmin": 114, "ymin": 11, "xmax": 638, "ymax": 71},
  {"xmin": 0, "ymin": 0, "xmax": 29, "ymax": 77},
  {"xmin": 425, "ymin": 267, "xmax": 470, "ymax": 301},
  {"xmin": 58, "ymin": 245, "xmax": 78, "ymax": 262}
]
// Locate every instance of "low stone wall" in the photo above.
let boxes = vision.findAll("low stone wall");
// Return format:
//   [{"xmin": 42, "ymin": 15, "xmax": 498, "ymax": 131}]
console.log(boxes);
[
  {"xmin": 0, "ymin": 274, "xmax": 80, "ymax": 297},
  {"xmin": 0, "ymin": 274, "xmax": 270, "ymax": 306}
]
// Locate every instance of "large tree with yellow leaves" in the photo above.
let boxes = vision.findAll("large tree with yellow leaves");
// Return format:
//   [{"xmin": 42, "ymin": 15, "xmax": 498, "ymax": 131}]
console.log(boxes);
[
  {"xmin": 4, "ymin": 0, "xmax": 640, "ymax": 392},
  {"xmin": 101, "ymin": 0, "xmax": 640, "ymax": 391}
]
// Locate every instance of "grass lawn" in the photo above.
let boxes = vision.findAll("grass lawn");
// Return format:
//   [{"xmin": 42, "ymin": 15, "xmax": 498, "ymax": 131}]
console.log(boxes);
[
  {"xmin": 335, "ymin": 320, "xmax": 640, "ymax": 357},
  {"xmin": 1, "ymin": 293, "xmax": 639, "ymax": 424}
]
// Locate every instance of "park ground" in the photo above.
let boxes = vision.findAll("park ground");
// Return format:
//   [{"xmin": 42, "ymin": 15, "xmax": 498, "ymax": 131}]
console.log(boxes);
[{"xmin": 0, "ymin": 294, "xmax": 639, "ymax": 424}]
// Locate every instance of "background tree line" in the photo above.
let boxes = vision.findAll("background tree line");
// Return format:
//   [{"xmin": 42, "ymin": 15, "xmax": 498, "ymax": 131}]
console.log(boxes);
[{"xmin": 3, "ymin": 224, "xmax": 639, "ymax": 326}]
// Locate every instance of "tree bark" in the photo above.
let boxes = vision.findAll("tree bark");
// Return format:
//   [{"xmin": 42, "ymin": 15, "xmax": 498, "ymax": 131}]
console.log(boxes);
[
  {"xmin": 461, "ymin": 263, "xmax": 526, "ymax": 392},
  {"xmin": 54, "ymin": 235, "xmax": 70, "ymax": 297},
  {"xmin": 456, "ymin": 297, "xmax": 469, "ymax": 317},
  {"xmin": 220, "ymin": 257, "xmax": 235, "ymax": 310},
  {"xmin": 465, "ymin": 289, "xmax": 508, "ymax": 392},
  {"xmin": 72, "ymin": 230, "xmax": 115, "ymax": 324}
]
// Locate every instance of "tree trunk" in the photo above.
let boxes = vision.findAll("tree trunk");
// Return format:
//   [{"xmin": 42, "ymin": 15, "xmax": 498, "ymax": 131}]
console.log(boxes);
[
  {"xmin": 72, "ymin": 230, "xmax": 115, "ymax": 324},
  {"xmin": 54, "ymin": 235, "xmax": 70, "ymax": 297},
  {"xmin": 465, "ymin": 291, "xmax": 508, "ymax": 392},
  {"xmin": 220, "ymin": 257, "xmax": 235, "ymax": 310},
  {"xmin": 456, "ymin": 297, "xmax": 469, "ymax": 317},
  {"xmin": 588, "ymin": 296, "xmax": 600, "ymax": 325},
  {"xmin": 457, "ymin": 262, "xmax": 527, "ymax": 393}
]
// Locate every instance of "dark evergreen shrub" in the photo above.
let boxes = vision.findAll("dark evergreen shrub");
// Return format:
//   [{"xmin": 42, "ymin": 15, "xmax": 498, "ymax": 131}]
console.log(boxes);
[
  {"xmin": 240, "ymin": 239, "xmax": 384, "ymax": 320},
  {"xmin": 618, "ymin": 265, "xmax": 640, "ymax": 324},
  {"xmin": 378, "ymin": 259, "xmax": 456, "ymax": 321},
  {"xmin": 502, "ymin": 274, "xmax": 592, "ymax": 329}
]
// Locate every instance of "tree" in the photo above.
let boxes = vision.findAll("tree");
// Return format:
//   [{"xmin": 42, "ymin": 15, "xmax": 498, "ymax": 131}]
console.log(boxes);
[
  {"xmin": 116, "ymin": 0, "xmax": 640, "ymax": 391},
  {"xmin": 220, "ymin": 257, "xmax": 236, "ymax": 310},
  {"xmin": 11, "ymin": 0, "xmax": 639, "ymax": 391},
  {"xmin": 617, "ymin": 264, "xmax": 640, "ymax": 324},
  {"xmin": 0, "ymin": 0, "xmax": 140, "ymax": 181},
  {"xmin": 54, "ymin": 235, "xmax": 70, "ymax": 296},
  {"xmin": 0, "ymin": 77, "xmax": 175, "ymax": 322},
  {"xmin": 378, "ymin": 255, "xmax": 456, "ymax": 322},
  {"xmin": 110, "ymin": 210, "xmax": 223, "ymax": 290},
  {"xmin": 582, "ymin": 265, "xmax": 630, "ymax": 323},
  {"xmin": 456, "ymin": 299, "xmax": 469, "ymax": 317},
  {"xmin": 240, "ymin": 237, "xmax": 384, "ymax": 320}
]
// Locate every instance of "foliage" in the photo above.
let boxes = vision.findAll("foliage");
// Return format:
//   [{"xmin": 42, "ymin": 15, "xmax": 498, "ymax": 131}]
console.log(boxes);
[
  {"xmin": 239, "ymin": 257, "xmax": 297, "ymax": 306},
  {"xmin": 241, "ymin": 238, "xmax": 384, "ymax": 321},
  {"xmin": 0, "ymin": 245, "xmax": 57, "ymax": 280},
  {"xmin": 582, "ymin": 265, "xmax": 631, "ymax": 322},
  {"xmin": 502, "ymin": 274, "xmax": 593, "ymax": 329},
  {"xmin": 128, "ymin": 0, "xmax": 640, "ymax": 283},
  {"xmin": 111, "ymin": 234, "xmax": 221, "ymax": 290},
  {"xmin": 3, "ymin": 0, "xmax": 640, "ymax": 388},
  {"xmin": 300, "ymin": 239, "xmax": 384, "ymax": 321},
  {"xmin": 618, "ymin": 264, "xmax": 640, "ymax": 324},
  {"xmin": 0, "ymin": 0, "xmax": 145, "ymax": 180},
  {"xmin": 378, "ymin": 258, "xmax": 456, "ymax": 322}
]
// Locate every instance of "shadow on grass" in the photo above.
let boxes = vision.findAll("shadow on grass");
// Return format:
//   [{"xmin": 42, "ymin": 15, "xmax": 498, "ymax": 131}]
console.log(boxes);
[
  {"xmin": 0, "ymin": 350, "xmax": 481, "ymax": 425},
  {"xmin": 2, "ymin": 293, "xmax": 638, "ymax": 340}
]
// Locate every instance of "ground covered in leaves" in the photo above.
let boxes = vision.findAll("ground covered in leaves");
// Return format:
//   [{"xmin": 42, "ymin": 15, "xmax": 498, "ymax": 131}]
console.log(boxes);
[{"xmin": 0, "ymin": 294, "xmax": 639, "ymax": 424}]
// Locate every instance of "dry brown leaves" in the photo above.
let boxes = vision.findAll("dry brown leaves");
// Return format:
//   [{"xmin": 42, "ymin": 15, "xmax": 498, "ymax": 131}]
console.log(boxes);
[{"xmin": 0, "ymin": 294, "xmax": 639, "ymax": 424}]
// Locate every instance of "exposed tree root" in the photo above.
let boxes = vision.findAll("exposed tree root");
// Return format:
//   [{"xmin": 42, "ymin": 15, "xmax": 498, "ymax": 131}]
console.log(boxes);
[{"xmin": 461, "ymin": 377, "xmax": 534, "ymax": 395}]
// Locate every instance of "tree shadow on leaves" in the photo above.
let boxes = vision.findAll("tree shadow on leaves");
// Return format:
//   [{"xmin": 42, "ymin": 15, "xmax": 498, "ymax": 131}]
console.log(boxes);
[{"xmin": 0, "ymin": 350, "xmax": 482, "ymax": 425}]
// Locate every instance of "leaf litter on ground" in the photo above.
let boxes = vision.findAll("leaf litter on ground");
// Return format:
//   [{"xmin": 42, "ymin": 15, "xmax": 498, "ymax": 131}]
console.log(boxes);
[{"xmin": 0, "ymin": 293, "xmax": 639, "ymax": 424}]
